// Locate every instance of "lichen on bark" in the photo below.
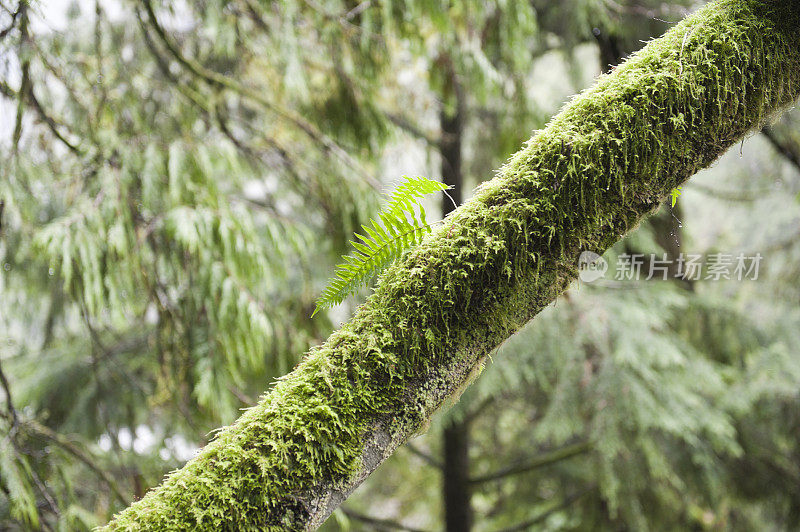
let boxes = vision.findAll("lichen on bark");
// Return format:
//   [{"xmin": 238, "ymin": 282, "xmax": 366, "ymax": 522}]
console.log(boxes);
[{"xmin": 102, "ymin": 1, "xmax": 800, "ymax": 530}]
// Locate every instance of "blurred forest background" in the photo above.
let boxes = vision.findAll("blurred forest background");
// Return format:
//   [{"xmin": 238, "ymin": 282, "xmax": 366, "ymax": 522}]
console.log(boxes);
[{"xmin": 2, "ymin": 0, "xmax": 800, "ymax": 530}]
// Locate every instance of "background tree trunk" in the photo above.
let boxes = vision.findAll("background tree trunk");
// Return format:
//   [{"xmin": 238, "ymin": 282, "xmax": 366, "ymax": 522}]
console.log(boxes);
[
  {"xmin": 438, "ymin": 62, "xmax": 473, "ymax": 531},
  {"xmin": 443, "ymin": 420, "xmax": 471, "ymax": 531},
  {"xmin": 101, "ymin": 2, "xmax": 800, "ymax": 529}
]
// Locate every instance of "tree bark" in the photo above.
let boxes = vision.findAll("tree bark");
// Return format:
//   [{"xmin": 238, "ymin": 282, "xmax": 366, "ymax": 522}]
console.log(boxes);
[{"xmin": 102, "ymin": 2, "xmax": 800, "ymax": 530}]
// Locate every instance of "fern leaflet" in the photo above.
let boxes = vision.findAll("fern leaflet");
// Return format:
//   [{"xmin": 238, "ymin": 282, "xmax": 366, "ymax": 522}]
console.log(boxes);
[
  {"xmin": 670, "ymin": 186, "xmax": 683, "ymax": 207},
  {"xmin": 313, "ymin": 175, "xmax": 450, "ymax": 316}
]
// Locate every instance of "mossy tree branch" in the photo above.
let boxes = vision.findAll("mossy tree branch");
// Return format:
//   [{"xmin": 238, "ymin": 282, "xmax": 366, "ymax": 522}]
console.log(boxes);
[{"xmin": 102, "ymin": 1, "xmax": 800, "ymax": 529}]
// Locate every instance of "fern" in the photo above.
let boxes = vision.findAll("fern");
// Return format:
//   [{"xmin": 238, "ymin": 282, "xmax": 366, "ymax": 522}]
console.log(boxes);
[
  {"xmin": 670, "ymin": 186, "xmax": 683, "ymax": 207},
  {"xmin": 313, "ymin": 176, "xmax": 450, "ymax": 316}
]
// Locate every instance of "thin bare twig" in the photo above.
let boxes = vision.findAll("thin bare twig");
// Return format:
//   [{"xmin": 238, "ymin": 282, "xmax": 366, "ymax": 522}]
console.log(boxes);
[
  {"xmin": 404, "ymin": 441, "xmax": 443, "ymax": 470},
  {"xmin": 341, "ymin": 508, "xmax": 428, "ymax": 532},
  {"xmin": 469, "ymin": 440, "xmax": 590, "ymax": 485},
  {"xmin": 763, "ymin": 126, "xmax": 800, "ymax": 174},
  {"xmin": 493, "ymin": 488, "xmax": 593, "ymax": 532},
  {"xmin": 0, "ymin": 358, "xmax": 18, "ymax": 426}
]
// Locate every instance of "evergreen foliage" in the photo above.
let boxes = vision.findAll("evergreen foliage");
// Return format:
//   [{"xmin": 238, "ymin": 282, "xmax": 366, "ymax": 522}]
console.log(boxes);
[
  {"xmin": 2, "ymin": 0, "xmax": 800, "ymax": 530},
  {"xmin": 98, "ymin": 1, "xmax": 800, "ymax": 528}
]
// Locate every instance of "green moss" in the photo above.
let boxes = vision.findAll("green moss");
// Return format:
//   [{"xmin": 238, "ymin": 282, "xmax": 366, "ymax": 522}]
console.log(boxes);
[{"xmin": 101, "ymin": 1, "xmax": 800, "ymax": 530}]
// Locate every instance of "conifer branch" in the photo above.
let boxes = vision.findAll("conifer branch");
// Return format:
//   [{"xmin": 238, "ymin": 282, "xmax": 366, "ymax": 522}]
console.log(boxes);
[
  {"xmin": 139, "ymin": 0, "xmax": 380, "ymax": 189},
  {"xmin": 21, "ymin": 419, "xmax": 128, "ymax": 506}
]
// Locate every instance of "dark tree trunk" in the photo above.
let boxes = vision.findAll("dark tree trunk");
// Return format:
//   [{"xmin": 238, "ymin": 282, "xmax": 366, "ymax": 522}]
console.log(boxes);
[
  {"xmin": 443, "ymin": 420, "xmax": 472, "ymax": 531},
  {"xmin": 440, "ymin": 87, "xmax": 464, "ymax": 211},
  {"xmin": 439, "ymin": 61, "xmax": 472, "ymax": 532},
  {"xmin": 592, "ymin": 26, "xmax": 623, "ymax": 74}
]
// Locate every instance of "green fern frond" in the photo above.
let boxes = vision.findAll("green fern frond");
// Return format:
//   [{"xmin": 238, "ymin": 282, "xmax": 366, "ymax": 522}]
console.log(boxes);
[
  {"xmin": 670, "ymin": 186, "xmax": 683, "ymax": 207},
  {"xmin": 313, "ymin": 176, "xmax": 450, "ymax": 316}
]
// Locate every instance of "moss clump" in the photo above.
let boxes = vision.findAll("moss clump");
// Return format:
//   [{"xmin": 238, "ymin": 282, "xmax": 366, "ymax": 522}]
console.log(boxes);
[{"xmin": 102, "ymin": 1, "xmax": 800, "ymax": 530}]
